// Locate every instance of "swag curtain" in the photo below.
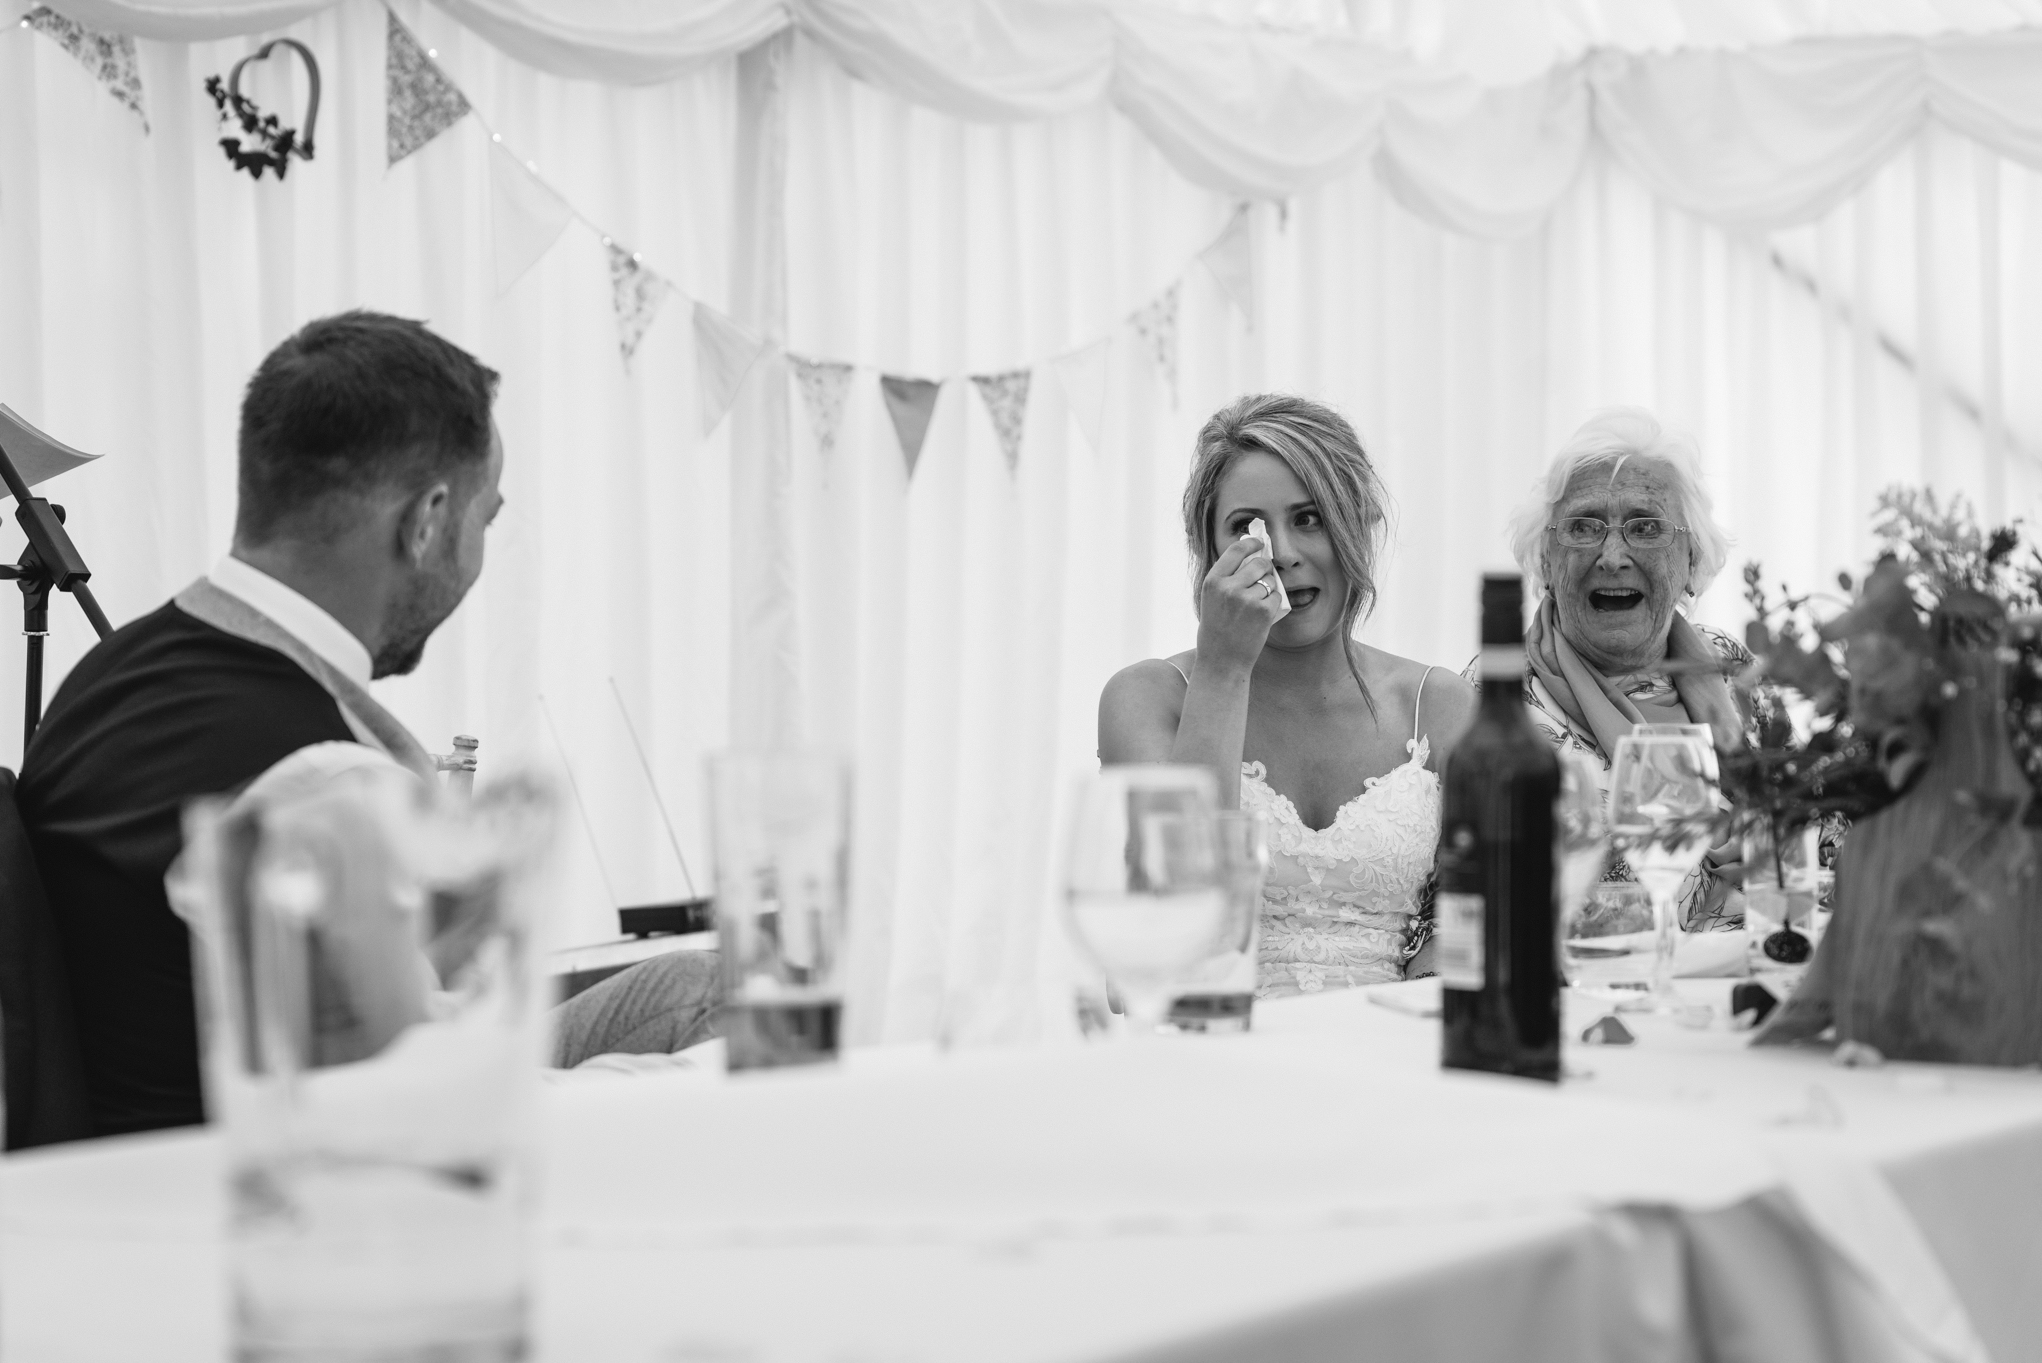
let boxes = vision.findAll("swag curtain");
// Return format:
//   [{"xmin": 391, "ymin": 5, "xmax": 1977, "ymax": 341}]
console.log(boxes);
[
  {"xmin": 30, "ymin": 0, "xmax": 2042, "ymax": 215},
  {"xmin": 3, "ymin": 0, "xmax": 2041, "ymax": 1041}
]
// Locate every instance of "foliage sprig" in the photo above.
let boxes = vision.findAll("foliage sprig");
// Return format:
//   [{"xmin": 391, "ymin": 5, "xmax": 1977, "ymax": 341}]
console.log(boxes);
[{"xmin": 1727, "ymin": 486, "xmax": 2042, "ymax": 845}]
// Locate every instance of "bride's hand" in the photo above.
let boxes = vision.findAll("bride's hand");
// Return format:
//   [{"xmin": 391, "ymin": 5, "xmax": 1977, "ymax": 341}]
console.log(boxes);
[{"xmin": 1197, "ymin": 536, "xmax": 1285, "ymax": 673}]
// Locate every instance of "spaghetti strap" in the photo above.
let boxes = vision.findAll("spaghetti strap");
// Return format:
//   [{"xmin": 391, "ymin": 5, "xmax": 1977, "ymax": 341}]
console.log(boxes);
[
  {"xmin": 1412, "ymin": 666, "xmax": 1435, "ymax": 743},
  {"xmin": 1165, "ymin": 658, "xmax": 1191, "ymax": 685}
]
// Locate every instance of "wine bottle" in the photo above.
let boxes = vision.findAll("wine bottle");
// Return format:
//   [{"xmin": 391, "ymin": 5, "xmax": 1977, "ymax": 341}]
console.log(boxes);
[{"xmin": 1438, "ymin": 573, "xmax": 1562, "ymax": 1081}]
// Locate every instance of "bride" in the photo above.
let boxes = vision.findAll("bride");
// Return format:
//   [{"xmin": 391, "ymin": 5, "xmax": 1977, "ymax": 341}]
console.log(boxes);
[{"xmin": 1097, "ymin": 394, "xmax": 1474, "ymax": 995}]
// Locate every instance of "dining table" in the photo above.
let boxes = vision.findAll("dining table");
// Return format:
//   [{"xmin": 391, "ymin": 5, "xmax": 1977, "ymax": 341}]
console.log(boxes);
[{"xmin": 6, "ymin": 977, "xmax": 2041, "ymax": 1363}]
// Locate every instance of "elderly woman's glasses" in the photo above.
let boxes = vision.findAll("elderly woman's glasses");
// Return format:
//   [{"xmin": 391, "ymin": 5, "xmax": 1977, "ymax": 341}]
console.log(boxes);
[{"xmin": 1548, "ymin": 517, "xmax": 1685, "ymax": 550}]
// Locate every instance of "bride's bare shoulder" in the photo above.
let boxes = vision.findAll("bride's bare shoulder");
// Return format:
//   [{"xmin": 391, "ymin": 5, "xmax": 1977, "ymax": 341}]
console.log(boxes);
[
  {"xmin": 1100, "ymin": 652, "xmax": 1194, "ymax": 709},
  {"xmin": 1098, "ymin": 653, "xmax": 1196, "ymax": 764}
]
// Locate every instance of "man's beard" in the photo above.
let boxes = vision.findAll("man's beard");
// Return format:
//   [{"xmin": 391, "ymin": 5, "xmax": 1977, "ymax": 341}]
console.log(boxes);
[
  {"xmin": 373, "ymin": 559, "xmax": 466, "ymax": 679},
  {"xmin": 373, "ymin": 630, "xmax": 431, "ymax": 678}
]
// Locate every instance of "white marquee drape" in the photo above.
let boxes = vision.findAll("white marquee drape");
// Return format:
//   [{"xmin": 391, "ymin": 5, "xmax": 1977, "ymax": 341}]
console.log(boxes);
[
  {"xmin": 1355, "ymin": 0, "xmax": 2042, "ymax": 84},
  {"xmin": 2, "ymin": 0, "xmax": 2040, "ymax": 1043},
  {"xmin": 29, "ymin": 0, "xmax": 2042, "ymax": 215}
]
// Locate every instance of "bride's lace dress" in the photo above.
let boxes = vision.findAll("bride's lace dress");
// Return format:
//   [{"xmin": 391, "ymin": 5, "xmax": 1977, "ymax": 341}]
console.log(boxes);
[{"xmin": 1241, "ymin": 736, "xmax": 1441, "ymax": 998}]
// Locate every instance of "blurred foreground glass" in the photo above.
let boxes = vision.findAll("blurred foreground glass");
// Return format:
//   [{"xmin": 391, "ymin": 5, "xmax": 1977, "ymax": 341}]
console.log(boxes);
[
  {"xmin": 1064, "ymin": 766, "xmax": 1223, "ymax": 1036},
  {"xmin": 1607, "ymin": 731, "xmax": 1719, "ymax": 1005},
  {"xmin": 1564, "ymin": 882, "xmax": 1656, "ymax": 996},
  {"xmin": 179, "ymin": 766, "xmax": 556, "ymax": 1363},
  {"xmin": 709, "ymin": 752, "xmax": 851, "ymax": 1070},
  {"xmin": 1168, "ymin": 810, "xmax": 1267, "ymax": 1033},
  {"xmin": 1743, "ymin": 821, "xmax": 1820, "ymax": 987},
  {"xmin": 1633, "ymin": 722, "xmax": 1721, "ymax": 780},
  {"xmin": 1552, "ymin": 749, "xmax": 1610, "ymax": 986}
]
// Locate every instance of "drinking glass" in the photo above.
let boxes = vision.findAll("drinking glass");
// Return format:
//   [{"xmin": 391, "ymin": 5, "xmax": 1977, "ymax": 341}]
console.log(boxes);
[
  {"xmin": 179, "ymin": 765, "xmax": 555, "ymax": 1363},
  {"xmin": 1064, "ymin": 766, "xmax": 1225, "ymax": 1036},
  {"xmin": 1564, "ymin": 882, "xmax": 1657, "ymax": 995},
  {"xmin": 1743, "ymin": 820, "xmax": 1820, "ymax": 988},
  {"xmin": 1552, "ymin": 749, "xmax": 1610, "ymax": 984},
  {"xmin": 1168, "ymin": 810, "xmax": 1267, "ymax": 1033},
  {"xmin": 1607, "ymin": 731, "xmax": 1720, "ymax": 1004},
  {"xmin": 1633, "ymin": 722, "xmax": 1721, "ymax": 780},
  {"xmin": 709, "ymin": 752, "xmax": 852, "ymax": 1071}
]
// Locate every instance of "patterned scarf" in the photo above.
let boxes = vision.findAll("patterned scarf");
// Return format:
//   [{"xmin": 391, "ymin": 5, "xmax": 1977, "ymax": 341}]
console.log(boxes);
[{"xmin": 1523, "ymin": 595, "xmax": 1743, "ymax": 759}]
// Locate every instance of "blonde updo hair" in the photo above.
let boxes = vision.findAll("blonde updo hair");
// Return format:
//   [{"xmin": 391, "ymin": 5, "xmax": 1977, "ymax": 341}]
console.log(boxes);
[
  {"xmin": 1181, "ymin": 393, "xmax": 1390, "ymax": 711},
  {"xmin": 1506, "ymin": 407, "xmax": 1731, "ymax": 600}
]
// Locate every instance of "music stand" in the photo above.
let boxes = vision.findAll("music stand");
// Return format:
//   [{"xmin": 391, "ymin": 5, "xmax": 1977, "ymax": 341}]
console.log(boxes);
[{"xmin": 0, "ymin": 409, "xmax": 111, "ymax": 753}]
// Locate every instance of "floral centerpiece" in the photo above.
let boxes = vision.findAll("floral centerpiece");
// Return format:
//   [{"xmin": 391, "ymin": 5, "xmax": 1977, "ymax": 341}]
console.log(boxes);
[{"xmin": 1729, "ymin": 488, "xmax": 2042, "ymax": 1063}]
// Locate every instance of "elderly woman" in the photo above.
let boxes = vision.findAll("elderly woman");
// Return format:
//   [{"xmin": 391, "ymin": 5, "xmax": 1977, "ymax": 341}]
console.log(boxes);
[
  {"xmin": 1505, "ymin": 407, "xmax": 1745, "ymax": 760},
  {"xmin": 1492, "ymin": 407, "xmax": 1754, "ymax": 928}
]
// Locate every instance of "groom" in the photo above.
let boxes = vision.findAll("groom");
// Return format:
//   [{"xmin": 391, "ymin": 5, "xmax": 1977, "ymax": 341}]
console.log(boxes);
[
  {"xmin": 17, "ymin": 311, "xmax": 714, "ymax": 1139},
  {"xmin": 18, "ymin": 311, "xmax": 504, "ymax": 1136}
]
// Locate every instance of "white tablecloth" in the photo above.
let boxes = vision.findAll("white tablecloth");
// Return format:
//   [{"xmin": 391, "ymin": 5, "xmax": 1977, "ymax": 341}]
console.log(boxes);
[{"xmin": 7, "ymin": 982, "xmax": 2042, "ymax": 1363}]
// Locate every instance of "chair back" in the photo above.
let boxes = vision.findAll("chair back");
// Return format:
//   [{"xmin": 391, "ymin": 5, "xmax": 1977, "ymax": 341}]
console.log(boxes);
[{"xmin": 0, "ymin": 769, "xmax": 93, "ymax": 1147}]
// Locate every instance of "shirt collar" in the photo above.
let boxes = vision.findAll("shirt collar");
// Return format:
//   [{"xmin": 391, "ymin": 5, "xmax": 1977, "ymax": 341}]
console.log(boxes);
[{"xmin": 206, "ymin": 555, "xmax": 373, "ymax": 690}]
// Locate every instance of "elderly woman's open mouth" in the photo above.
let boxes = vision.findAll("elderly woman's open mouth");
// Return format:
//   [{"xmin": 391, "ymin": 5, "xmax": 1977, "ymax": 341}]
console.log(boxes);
[{"xmin": 1589, "ymin": 587, "xmax": 1646, "ymax": 613}]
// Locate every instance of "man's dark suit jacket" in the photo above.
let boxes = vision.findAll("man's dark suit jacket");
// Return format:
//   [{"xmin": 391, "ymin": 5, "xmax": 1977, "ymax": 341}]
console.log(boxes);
[{"xmin": 16, "ymin": 602, "xmax": 354, "ymax": 1136}]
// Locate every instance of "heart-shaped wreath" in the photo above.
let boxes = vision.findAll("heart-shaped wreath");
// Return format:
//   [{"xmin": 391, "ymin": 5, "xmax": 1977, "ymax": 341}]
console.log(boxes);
[{"xmin": 203, "ymin": 38, "xmax": 320, "ymax": 180}]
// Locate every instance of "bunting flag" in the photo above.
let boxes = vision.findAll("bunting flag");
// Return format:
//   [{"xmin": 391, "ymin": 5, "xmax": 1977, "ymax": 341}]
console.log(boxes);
[
  {"xmin": 1129, "ymin": 285, "xmax": 1179, "ymax": 406},
  {"xmin": 385, "ymin": 10, "xmax": 470, "ymax": 165},
  {"xmin": 693, "ymin": 303, "xmax": 768, "ymax": 436},
  {"xmin": 24, "ymin": 7, "xmax": 147, "ymax": 132},
  {"xmin": 790, "ymin": 355, "xmax": 854, "ymax": 467},
  {"xmin": 880, "ymin": 376, "xmax": 941, "ymax": 480},
  {"xmin": 1051, "ymin": 339, "xmax": 1111, "ymax": 457},
  {"xmin": 1200, "ymin": 203, "xmax": 1254, "ymax": 325},
  {"xmin": 605, "ymin": 240, "xmax": 673, "ymax": 365},
  {"xmin": 971, "ymin": 370, "xmax": 1031, "ymax": 475},
  {"xmin": 489, "ymin": 138, "xmax": 572, "ymax": 294}
]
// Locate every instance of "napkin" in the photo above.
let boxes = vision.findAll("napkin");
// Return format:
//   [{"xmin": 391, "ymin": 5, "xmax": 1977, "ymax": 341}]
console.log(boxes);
[
  {"xmin": 1568, "ymin": 928, "xmax": 1748, "ymax": 979},
  {"xmin": 1244, "ymin": 518, "xmax": 1290, "ymax": 614},
  {"xmin": 1367, "ymin": 977, "xmax": 1441, "ymax": 1017}
]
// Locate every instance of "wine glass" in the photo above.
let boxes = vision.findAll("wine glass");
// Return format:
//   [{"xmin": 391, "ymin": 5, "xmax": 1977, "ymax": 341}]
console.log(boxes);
[
  {"xmin": 1606, "ymin": 732, "xmax": 1720, "ymax": 1005},
  {"xmin": 1064, "ymin": 766, "xmax": 1227, "ymax": 1036},
  {"xmin": 1632, "ymin": 722, "xmax": 1721, "ymax": 781}
]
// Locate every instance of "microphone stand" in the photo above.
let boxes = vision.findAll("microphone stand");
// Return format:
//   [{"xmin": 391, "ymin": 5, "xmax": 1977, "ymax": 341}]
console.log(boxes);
[{"xmin": 0, "ymin": 439, "xmax": 111, "ymax": 754}]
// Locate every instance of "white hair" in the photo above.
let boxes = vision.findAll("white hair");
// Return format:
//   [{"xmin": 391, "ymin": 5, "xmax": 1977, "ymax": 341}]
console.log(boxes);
[{"xmin": 1506, "ymin": 407, "xmax": 1730, "ymax": 600}]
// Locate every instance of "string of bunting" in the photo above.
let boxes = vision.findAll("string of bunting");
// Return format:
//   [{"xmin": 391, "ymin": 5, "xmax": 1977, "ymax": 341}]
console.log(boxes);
[{"xmin": 385, "ymin": 6, "xmax": 1257, "ymax": 478}]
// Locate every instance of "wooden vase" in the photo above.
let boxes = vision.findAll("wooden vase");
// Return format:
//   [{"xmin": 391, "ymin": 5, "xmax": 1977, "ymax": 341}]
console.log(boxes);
[{"xmin": 1755, "ymin": 642, "xmax": 2042, "ymax": 1063}]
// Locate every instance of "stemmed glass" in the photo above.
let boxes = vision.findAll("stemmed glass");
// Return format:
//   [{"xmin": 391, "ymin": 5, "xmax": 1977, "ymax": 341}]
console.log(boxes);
[
  {"xmin": 1607, "ymin": 731, "xmax": 1720, "ymax": 1005},
  {"xmin": 1064, "ymin": 766, "xmax": 1228, "ymax": 1036},
  {"xmin": 1633, "ymin": 722, "xmax": 1721, "ymax": 780}
]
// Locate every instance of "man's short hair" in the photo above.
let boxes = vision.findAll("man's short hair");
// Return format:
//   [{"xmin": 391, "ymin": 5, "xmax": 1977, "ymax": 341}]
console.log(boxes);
[{"xmin": 236, "ymin": 311, "xmax": 500, "ymax": 545}]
